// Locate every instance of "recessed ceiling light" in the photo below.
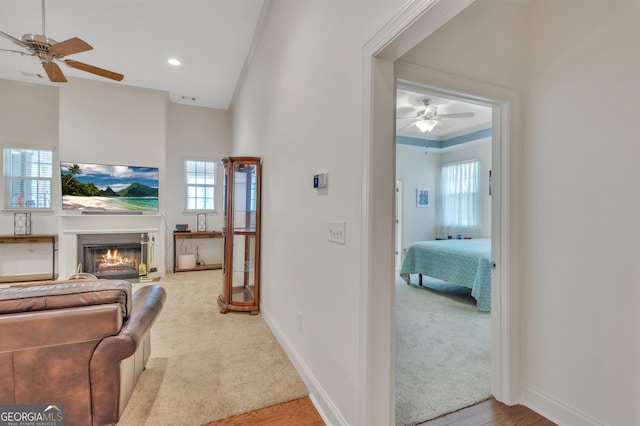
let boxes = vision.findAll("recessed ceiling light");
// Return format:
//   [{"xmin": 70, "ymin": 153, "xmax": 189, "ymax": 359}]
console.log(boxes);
[{"xmin": 168, "ymin": 58, "xmax": 181, "ymax": 66}]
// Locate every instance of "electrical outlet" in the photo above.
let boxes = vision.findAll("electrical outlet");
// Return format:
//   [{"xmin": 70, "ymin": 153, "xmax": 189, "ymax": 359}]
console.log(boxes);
[{"xmin": 328, "ymin": 220, "xmax": 346, "ymax": 244}]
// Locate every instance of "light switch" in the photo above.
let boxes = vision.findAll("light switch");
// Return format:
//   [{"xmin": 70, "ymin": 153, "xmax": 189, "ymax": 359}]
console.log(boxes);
[{"xmin": 328, "ymin": 220, "xmax": 346, "ymax": 244}]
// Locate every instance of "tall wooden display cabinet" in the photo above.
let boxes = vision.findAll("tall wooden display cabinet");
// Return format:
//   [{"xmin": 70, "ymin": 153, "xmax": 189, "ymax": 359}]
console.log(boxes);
[{"xmin": 218, "ymin": 157, "xmax": 261, "ymax": 314}]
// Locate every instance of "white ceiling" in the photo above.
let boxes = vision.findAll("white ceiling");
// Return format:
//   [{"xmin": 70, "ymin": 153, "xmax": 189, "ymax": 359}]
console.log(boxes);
[
  {"xmin": 0, "ymin": 0, "xmax": 265, "ymax": 109},
  {"xmin": 0, "ymin": 1, "xmax": 494, "ymax": 131},
  {"xmin": 396, "ymin": 88, "xmax": 492, "ymax": 140}
]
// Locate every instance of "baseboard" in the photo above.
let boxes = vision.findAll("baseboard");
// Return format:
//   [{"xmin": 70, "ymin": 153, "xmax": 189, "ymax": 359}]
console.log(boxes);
[
  {"xmin": 261, "ymin": 307, "xmax": 348, "ymax": 426},
  {"xmin": 520, "ymin": 383, "xmax": 604, "ymax": 426}
]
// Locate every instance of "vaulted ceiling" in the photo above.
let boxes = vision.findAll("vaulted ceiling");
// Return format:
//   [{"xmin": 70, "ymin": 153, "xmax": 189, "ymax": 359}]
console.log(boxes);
[
  {"xmin": 0, "ymin": 0, "xmax": 494, "ymax": 139},
  {"xmin": 0, "ymin": 0, "xmax": 265, "ymax": 109}
]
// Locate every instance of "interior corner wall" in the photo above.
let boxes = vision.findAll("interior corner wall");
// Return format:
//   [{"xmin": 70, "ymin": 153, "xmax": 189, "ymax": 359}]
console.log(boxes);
[
  {"xmin": 165, "ymin": 103, "xmax": 232, "ymax": 271},
  {"xmin": 396, "ymin": 144, "xmax": 440, "ymax": 249},
  {"xmin": 231, "ymin": 1, "xmax": 406, "ymax": 424}
]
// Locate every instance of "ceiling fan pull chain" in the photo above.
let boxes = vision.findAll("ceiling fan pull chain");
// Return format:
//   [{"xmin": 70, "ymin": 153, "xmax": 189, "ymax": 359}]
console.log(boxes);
[{"xmin": 41, "ymin": 0, "xmax": 46, "ymax": 35}]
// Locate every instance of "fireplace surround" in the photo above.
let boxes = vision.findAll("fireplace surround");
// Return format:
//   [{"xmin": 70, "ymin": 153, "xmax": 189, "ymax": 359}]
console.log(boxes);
[{"xmin": 77, "ymin": 233, "xmax": 148, "ymax": 280}]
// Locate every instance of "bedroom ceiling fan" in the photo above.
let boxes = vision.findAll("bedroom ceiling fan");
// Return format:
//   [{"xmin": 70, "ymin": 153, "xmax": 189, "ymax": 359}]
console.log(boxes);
[
  {"xmin": 398, "ymin": 98, "xmax": 475, "ymax": 133},
  {"xmin": 0, "ymin": 0, "xmax": 123, "ymax": 83}
]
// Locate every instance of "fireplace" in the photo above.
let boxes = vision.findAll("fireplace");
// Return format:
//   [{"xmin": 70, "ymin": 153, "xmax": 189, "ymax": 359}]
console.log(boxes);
[{"xmin": 77, "ymin": 233, "xmax": 148, "ymax": 280}]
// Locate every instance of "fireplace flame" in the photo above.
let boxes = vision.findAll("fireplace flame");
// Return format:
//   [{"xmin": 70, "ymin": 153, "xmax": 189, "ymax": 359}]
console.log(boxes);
[{"xmin": 96, "ymin": 248, "xmax": 138, "ymax": 273}]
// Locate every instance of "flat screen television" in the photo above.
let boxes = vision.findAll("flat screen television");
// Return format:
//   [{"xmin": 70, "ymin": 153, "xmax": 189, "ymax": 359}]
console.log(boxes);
[{"xmin": 61, "ymin": 161, "xmax": 159, "ymax": 212}]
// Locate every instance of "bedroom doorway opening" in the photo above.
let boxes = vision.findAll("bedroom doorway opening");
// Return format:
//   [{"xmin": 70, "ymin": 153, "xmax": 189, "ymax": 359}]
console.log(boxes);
[
  {"xmin": 362, "ymin": 2, "xmax": 520, "ymax": 424},
  {"xmin": 394, "ymin": 82, "xmax": 495, "ymax": 425}
]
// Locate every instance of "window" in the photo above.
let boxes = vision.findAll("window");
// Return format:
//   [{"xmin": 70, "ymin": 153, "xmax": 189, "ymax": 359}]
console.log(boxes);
[
  {"xmin": 3, "ymin": 148, "xmax": 53, "ymax": 209},
  {"xmin": 440, "ymin": 160, "xmax": 479, "ymax": 235},
  {"xmin": 185, "ymin": 160, "xmax": 216, "ymax": 210}
]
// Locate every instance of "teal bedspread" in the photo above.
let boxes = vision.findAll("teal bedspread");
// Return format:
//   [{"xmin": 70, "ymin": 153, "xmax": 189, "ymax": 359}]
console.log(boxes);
[{"xmin": 400, "ymin": 239, "xmax": 491, "ymax": 311}]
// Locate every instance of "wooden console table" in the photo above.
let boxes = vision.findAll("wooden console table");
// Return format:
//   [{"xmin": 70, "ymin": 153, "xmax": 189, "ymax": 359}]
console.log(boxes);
[
  {"xmin": 0, "ymin": 234, "xmax": 58, "ymax": 283},
  {"xmin": 173, "ymin": 231, "xmax": 223, "ymax": 273}
]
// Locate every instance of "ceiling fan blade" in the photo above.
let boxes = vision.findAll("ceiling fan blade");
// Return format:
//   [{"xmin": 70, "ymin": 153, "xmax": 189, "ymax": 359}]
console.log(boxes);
[
  {"xmin": 51, "ymin": 37, "xmax": 93, "ymax": 56},
  {"xmin": 0, "ymin": 30, "xmax": 31, "ymax": 50},
  {"xmin": 397, "ymin": 121, "xmax": 417, "ymax": 131},
  {"xmin": 42, "ymin": 62, "xmax": 67, "ymax": 82},
  {"xmin": 437, "ymin": 112, "xmax": 475, "ymax": 118},
  {"xmin": 0, "ymin": 48, "xmax": 35, "ymax": 56},
  {"xmin": 64, "ymin": 59, "xmax": 124, "ymax": 81}
]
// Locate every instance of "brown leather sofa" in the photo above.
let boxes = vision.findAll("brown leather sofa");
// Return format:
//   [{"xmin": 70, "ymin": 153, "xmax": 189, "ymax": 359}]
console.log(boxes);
[{"xmin": 0, "ymin": 280, "xmax": 166, "ymax": 426}]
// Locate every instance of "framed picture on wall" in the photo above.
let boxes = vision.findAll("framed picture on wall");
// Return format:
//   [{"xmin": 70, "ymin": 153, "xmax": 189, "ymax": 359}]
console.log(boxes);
[{"xmin": 416, "ymin": 188, "xmax": 429, "ymax": 207}]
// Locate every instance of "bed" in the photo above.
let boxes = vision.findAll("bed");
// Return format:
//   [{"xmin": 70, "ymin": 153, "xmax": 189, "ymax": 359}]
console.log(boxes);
[{"xmin": 399, "ymin": 238, "xmax": 491, "ymax": 311}]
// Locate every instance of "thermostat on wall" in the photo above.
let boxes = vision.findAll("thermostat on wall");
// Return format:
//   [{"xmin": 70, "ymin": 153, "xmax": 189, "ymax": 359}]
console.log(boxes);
[{"xmin": 313, "ymin": 173, "xmax": 328, "ymax": 188}]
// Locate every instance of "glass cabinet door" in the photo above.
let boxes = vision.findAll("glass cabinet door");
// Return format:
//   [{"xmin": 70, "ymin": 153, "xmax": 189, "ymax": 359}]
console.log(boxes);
[
  {"xmin": 219, "ymin": 157, "xmax": 261, "ymax": 314},
  {"xmin": 231, "ymin": 233, "xmax": 256, "ymax": 303},
  {"xmin": 232, "ymin": 163, "xmax": 258, "ymax": 231}
]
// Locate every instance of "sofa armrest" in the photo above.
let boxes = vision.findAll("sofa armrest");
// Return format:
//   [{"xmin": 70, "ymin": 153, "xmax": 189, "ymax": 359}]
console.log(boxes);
[
  {"xmin": 120, "ymin": 285, "xmax": 167, "ymax": 346},
  {"xmin": 89, "ymin": 284, "xmax": 166, "ymax": 425}
]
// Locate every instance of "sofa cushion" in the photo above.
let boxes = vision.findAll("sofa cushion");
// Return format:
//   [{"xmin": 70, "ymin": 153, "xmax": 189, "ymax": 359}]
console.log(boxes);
[{"xmin": 0, "ymin": 280, "xmax": 132, "ymax": 319}]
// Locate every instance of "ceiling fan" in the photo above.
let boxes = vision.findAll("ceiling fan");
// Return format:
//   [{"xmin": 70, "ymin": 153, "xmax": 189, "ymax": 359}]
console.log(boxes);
[
  {"xmin": 398, "ymin": 98, "xmax": 475, "ymax": 133},
  {"xmin": 0, "ymin": 0, "xmax": 123, "ymax": 83}
]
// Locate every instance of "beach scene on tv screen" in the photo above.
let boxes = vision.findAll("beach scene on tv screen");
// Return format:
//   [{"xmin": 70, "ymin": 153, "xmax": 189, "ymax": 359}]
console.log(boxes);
[{"xmin": 61, "ymin": 162, "xmax": 159, "ymax": 211}]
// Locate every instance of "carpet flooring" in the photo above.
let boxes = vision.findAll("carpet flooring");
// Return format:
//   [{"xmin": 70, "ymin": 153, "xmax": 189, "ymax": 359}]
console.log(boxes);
[
  {"xmin": 117, "ymin": 270, "xmax": 309, "ymax": 425},
  {"xmin": 395, "ymin": 274, "xmax": 491, "ymax": 426}
]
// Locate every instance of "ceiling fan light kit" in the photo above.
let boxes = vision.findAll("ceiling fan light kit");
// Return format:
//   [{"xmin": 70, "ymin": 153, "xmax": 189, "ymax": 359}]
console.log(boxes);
[
  {"xmin": 416, "ymin": 119, "xmax": 439, "ymax": 133},
  {"xmin": 0, "ymin": 0, "xmax": 123, "ymax": 83},
  {"xmin": 397, "ymin": 97, "xmax": 476, "ymax": 135}
]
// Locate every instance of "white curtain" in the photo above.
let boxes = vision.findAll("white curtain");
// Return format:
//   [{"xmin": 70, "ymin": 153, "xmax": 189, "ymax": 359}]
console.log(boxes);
[{"xmin": 437, "ymin": 160, "xmax": 479, "ymax": 239}]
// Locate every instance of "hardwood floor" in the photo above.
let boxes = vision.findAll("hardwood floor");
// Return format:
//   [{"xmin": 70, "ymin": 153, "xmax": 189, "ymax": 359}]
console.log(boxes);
[
  {"xmin": 204, "ymin": 397, "xmax": 555, "ymax": 426},
  {"xmin": 419, "ymin": 398, "xmax": 556, "ymax": 426},
  {"xmin": 203, "ymin": 397, "xmax": 324, "ymax": 426}
]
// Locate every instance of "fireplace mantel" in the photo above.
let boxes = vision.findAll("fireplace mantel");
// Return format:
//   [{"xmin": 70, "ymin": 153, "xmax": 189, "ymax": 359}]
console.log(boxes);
[
  {"xmin": 64, "ymin": 228, "xmax": 160, "ymax": 234},
  {"xmin": 58, "ymin": 214, "xmax": 164, "ymax": 280}
]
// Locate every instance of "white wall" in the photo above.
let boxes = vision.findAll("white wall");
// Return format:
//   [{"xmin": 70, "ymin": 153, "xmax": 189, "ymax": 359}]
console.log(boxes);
[
  {"xmin": 165, "ymin": 103, "xmax": 231, "ymax": 270},
  {"xmin": 0, "ymin": 80, "xmax": 59, "ymax": 276},
  {"xmin": 401, "ymin": 1, "xmax": 640, "ymax": 425},
  {"xmin": 396, "ymin": 143, "xmax": 440, "ymax": 249},
  {"xmin": 520, "ymin": 2, "xmax": 640, "ymax": 425},
  {"xmin": 0, "ymin": 78, "xmax": 232, "ymax": 279},
  {"xmin": 232, "ymin": 1, "xmax": 405, "ymax": 424},
  {"xmin": 59, "ymin": 79, "xmax": 167, "ymax": 166},
  {"xmin": 57, "ymin": 79, "xmax": 168, "ymax": 278},
  {"xmin": 400, "ymin": 0, "xmax": 526, "ymax": 90},
  {"xmin": 0, "ymin": 80, "xmax": 59, "ymax": 237},
  {"xmin": 396, "ymin": 138, "xmax": 491, "ymax": 260}
]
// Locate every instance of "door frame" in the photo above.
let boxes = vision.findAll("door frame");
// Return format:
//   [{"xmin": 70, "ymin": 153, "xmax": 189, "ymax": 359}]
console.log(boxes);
[
  {"xmin": 359, "ymin": 1, "xmax": 522, "ymax": 424},
  {"xmin": 395, "ymin": 178, "xmax": 403, "ymax": 269},
  {"xmin": 396, "ymin": 61, "xmax": 517, "ymax": 404}
]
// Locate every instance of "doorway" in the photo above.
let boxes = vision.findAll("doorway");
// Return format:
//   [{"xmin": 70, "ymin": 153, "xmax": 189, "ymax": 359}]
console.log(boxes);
[
  {"xmin": 394, "ymin": 85, "xmax": 494, "ymax": 424},
  {"xmin": 361, "ymin": 2, "xmax": 520, "ymax": 424}
]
